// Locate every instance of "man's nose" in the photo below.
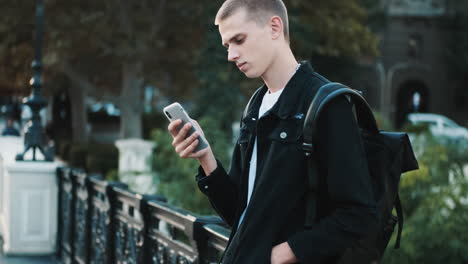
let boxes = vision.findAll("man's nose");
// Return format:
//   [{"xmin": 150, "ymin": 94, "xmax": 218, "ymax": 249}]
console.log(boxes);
[{"xmin": 227, "ymin": 48, "xmax": 239, "ymax": 62}]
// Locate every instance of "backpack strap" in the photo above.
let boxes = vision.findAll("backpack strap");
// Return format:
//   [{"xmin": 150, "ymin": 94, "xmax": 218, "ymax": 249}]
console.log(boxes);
[
  {"xmin": 303, "ymin": 82, "xmax": 379, "ymax": 227},
  {"xmin": 394, "ymin": 194, "xmax": 403, "ymax": 249},
  {"xmin": 303, "ymin": 83, "xmax": 343, "ymax": 226},
  {"xmin": 304, "ymin": 83, "xmax": 379, "ymax": 150}
]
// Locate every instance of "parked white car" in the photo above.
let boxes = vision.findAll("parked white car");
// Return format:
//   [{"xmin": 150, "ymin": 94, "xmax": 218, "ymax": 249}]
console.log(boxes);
[{"xmin": 407, "ymin": 113, "xmax": 468, "ymax": 140}]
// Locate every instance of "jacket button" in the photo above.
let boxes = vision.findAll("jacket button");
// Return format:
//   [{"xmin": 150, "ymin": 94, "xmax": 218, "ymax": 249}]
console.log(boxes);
[
  {"xmin": 280, "ymin": 132, "xmax": 287, "ymax": 139},
  {"xmin": 204, "ymin": 185, "xmax": 209, "ymax": 190}
]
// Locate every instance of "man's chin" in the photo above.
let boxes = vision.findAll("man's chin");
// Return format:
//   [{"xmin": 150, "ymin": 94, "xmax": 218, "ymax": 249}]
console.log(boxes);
[{"xmin": 243, "ymin": 71, "xmax": 261, "ymax": 79}]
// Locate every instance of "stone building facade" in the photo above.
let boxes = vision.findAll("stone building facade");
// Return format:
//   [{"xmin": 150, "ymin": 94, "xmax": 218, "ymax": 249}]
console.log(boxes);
[{"xmin": 352, "ymin": 0, "xmax": 467, "ymax": 128}]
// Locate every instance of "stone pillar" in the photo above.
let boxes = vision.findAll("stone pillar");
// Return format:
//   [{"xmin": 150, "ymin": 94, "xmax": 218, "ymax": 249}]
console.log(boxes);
[
  {"xmin": 115, "ymin": 138, "xmax": 156, "ymax": 194},
  {"xmin": 0, "ymin": 137, "xmax": 24, "ymax": 219},
  {"xmin": 0, "ymin": 136, "xmax": 58, "ymax": 255}
]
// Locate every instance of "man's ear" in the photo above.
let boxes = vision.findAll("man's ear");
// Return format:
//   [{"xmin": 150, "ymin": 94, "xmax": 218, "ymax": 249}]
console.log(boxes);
[{"xmin": 270, "ymin": 16, "xmax": 283, "ymax": 40}]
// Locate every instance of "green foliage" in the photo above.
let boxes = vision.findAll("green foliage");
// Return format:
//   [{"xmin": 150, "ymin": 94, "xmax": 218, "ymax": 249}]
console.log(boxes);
[
  {"xmin": 383, "ymin": 125, "xmax": 468, "ymax": 262},
  {"xmin": 69, "ymin": 144, "xmax": 88, "ymax": 168},
  {"xmin": 289, "ymin": 0, "xmax": 379, "ymax": 58},
  {"xmin": 105, "ymin": 169, "xmax": 119, "ymax": 182},
  {"xmin": 384, "ymin": 177, "xmax": 468, "ymax": 263},
  {"xmin": 400, "ymin": 123, "xmax": 430, "ymax": 134},
  {"xmin": 372, "ymin": 110, "xmax": 394, "ymax": 131},
  {"xmin": 86, "ymin": 143, "xmax": 119, "ymax": 176},
  {"xmin": 56, "ymin": 139, "xmax": 118, "ymax": 177},
  {"xmin": 399, "ymin": 163, "xmax": 431, "ymax": 217}
]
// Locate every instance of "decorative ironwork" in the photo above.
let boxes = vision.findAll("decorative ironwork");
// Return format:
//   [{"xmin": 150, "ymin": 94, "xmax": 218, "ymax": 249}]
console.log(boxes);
[
  {"xmin": 56, "ymin": 167, "xmax": 232, "ymax": 264},
  {"xmin": 146, "ymin": 200, "xmax": 198, "ymax": 264},
  {"xmin": 58, "ymin": 168, "xmax": 75, "ymax": 264},
  {"xmin": 88, "ymin": 176, "xmax": 125, "ymax": 264},
  {"xmin": 72, "ymin": 170, "xmax": 90, "ymax": 264},
  {"xmin": 90, "ymin": 205, "xmax": 108, "ymax": 264},
  {"xmin": 112, "ymin": 186, "xmax": 149, "ymax": 264},
  {"xmin": 201, "ymin": 224, "xmax": 230, "ymax": 263},
  {"xmin": 16, "ymin": 0, "xmax": 52, "ymax": 161}
]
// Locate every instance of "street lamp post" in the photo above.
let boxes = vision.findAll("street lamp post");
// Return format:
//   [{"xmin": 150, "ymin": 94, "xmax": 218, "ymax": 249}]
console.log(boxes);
[{"xmin": 16, "ymin": 0, "xmax": 52, "ymax": 161}]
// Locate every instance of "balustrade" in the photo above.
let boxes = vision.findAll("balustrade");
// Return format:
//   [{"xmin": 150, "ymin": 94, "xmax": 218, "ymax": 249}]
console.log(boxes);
[{"xmin": 56, "ymin": 167, "xmax": 230, "ymax": 264}]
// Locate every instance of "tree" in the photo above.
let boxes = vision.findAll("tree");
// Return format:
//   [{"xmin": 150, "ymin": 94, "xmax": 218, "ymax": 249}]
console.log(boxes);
[
  {"xmin": 0, "ymin": 0, "xmax": 203, "ymax": 140},
  {"xmin": 0, "ymin": 0, "xmax": 34, "ymax": 96},
  {"xmin": 0, "ymin": 0, "xmax": 378, "ymax": 143}
]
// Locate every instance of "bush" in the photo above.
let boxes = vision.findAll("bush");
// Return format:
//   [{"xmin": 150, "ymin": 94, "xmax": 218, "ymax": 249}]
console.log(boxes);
[
  {"xmin": 55, "ymin": 139, "xmax": 118, "ymax": 178},
  {"xmin": 57, "ymin": 140, "xmax": 72, "ymax": 161},
  {"xmin": 401, "ymin": 122, "xmax": 430, "ymax": 134},
  {"xmin": 383, "ymin": 128, "xmax": 468, "ymax": 262},
  {"xmin": 383, "ymin": 177, "xmax": 468, "ymax": 263},
  {"xmin": 86, "ymin": 143, "xmax": 118, "ymax": 176},
  {"xmin": 105, "ymin": 169, "xmax": 119, "ymax": 181},
  {"xmin": 69, "ymin": 144, "xmax": 88, "ymax": 168}
]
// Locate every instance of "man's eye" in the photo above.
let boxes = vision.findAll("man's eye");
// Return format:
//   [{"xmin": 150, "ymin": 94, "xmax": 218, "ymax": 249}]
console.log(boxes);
[{"xmin": 235, "ymin": 38, "xmax": 244, "ymax": 44}]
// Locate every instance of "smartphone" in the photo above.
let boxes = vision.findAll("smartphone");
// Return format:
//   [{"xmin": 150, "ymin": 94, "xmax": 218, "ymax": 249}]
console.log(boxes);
[{"xmin": 163, "ymin": 102, "xmax": 208, "ymax": 152}]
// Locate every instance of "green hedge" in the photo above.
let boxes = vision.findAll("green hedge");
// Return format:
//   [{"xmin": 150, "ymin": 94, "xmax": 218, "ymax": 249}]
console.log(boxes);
[
  {"xmin": 56, "ymin": 140, "xmax": 118, "ymax": 179},
  {"xmin": 383, "ymin": 123, "xmax": 468, "ymax": 262}
]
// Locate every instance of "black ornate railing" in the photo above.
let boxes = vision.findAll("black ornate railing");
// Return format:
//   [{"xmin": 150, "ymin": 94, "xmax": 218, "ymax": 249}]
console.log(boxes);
[{"xmin": 56, "ymin": 167, "xmax": 230, "ymax": 264}]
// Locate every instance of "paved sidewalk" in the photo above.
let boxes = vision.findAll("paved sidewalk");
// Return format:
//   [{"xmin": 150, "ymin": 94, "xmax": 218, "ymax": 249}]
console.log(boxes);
[
  {"xmin": 0, "ymin": 255, "xmax": 58, "ymax": 264},
  {"xmin": 0, "ymin": 237, "xmax": 58, "ymax": 264}
]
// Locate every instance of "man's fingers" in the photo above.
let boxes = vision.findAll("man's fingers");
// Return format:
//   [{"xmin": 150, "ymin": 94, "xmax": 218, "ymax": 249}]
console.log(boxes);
[
  {"xmin": 168, "ymin": 118, "xmax": 210, "ymax": 160},
  {"xmin": 172, "ymin": 122, "xmax": 192, "ymax": 146},
  {"xmin": 168, "ymin": 119, "xmax": 182, "ymax": 137},
  {"xmin": 175, "ymin": 132, "xmax": 199, "ymax": 153},
  {"xmin": 190, "ymin": 119, "xmax": 206, "ymax": 138},
  {"xmin": 187, "ymin": 146, "xmax": 209, "ymax": 159},
  {"xmin": 179, "ymin": 139, "xmax": 199, "ymax": 158}
]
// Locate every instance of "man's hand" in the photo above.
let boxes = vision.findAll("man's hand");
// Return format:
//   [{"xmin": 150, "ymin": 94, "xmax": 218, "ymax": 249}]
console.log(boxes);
[
  {"xmin": 168, "ymin": 119, "xmax": 208, "ymax": 158},
  {"xmin": 167, "ymin": 119, "xmax": 217, "ymax": 174},
  {"xmin": 271, "ymin": 242, "xmax": 299, "ymax": 264}
]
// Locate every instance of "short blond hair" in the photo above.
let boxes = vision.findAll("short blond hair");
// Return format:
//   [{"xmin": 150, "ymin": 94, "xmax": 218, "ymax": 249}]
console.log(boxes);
[{"xmin": 215, "ymin": 0, "xmax": 290, "ymax": 42}]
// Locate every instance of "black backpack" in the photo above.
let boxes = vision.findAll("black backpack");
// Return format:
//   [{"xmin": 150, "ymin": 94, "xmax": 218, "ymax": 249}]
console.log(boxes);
[
  {"xmin": 302, "ymin": 83, "xmax": 419, "ymax": 263},
  {"xmin": 242, "ymin": 82, "xmax": 419, "ymax": 263}
]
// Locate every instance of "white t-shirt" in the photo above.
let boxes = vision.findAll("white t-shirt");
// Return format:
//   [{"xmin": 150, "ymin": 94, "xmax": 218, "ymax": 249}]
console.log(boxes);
[{"xmin": 238, "ymin": 87, "xmax": 285, "ymax": 227}]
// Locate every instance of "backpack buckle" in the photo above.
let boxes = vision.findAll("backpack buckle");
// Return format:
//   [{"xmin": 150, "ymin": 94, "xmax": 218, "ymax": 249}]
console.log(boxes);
[{"xmin": 302, "ymin": 143, "xmax": 313, "ymax": 156}]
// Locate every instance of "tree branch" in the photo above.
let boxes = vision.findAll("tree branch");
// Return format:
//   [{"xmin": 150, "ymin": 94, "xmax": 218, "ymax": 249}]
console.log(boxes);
[
  {"xmin": 152, "ymin": 0, "xmax": 167, "ymax": 34},
  {"xmin": 116, "ymin": 0, "xmax": 133, "ymax": 36},
  {"xmin": 59, "ymin": 61, "xmax": 121, "ymax": 104}
]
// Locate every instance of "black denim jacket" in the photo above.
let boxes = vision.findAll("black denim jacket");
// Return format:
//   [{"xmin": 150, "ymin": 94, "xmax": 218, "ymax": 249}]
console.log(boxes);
[{"xmin": 196, "ymin": 62, "xmax": 377, "ymax": 264}]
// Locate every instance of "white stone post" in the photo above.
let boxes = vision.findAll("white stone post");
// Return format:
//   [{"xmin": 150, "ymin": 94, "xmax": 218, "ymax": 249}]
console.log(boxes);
[
  {"xmin": 115, "ymin": 138, "xmax": 157, "ymax": 194},
  {"xmin": 0, "ymin": 137, "xmax": 59, "ymax": 255}
]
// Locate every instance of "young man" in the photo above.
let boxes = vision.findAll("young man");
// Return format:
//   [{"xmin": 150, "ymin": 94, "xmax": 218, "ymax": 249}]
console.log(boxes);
[{"xmin": 168, "ymin": 0, "xmax": 377, "ymax": 263}]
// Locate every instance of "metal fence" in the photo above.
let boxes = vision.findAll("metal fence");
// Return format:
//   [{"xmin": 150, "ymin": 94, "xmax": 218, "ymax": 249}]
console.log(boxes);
[{"xmin": 57, "ymin": 167, "xmax": 230, "ymax": 264}]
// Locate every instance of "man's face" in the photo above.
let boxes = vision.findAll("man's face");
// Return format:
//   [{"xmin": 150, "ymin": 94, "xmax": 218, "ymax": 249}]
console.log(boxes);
[{"xmin": 218, "ymin": 8, "xmax": 275, "ymax": 78}]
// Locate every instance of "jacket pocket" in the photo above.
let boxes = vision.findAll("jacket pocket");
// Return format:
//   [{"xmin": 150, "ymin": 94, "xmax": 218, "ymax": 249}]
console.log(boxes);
[{"xmin": 268, "ymin": 118, "xmax": 303, "ymax": 144}]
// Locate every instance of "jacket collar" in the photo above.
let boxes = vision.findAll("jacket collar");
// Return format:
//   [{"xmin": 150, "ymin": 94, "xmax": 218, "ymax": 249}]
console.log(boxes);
[{"xmin": 244, "ymin": 61, "xmax": 316, "ymax": 121}]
